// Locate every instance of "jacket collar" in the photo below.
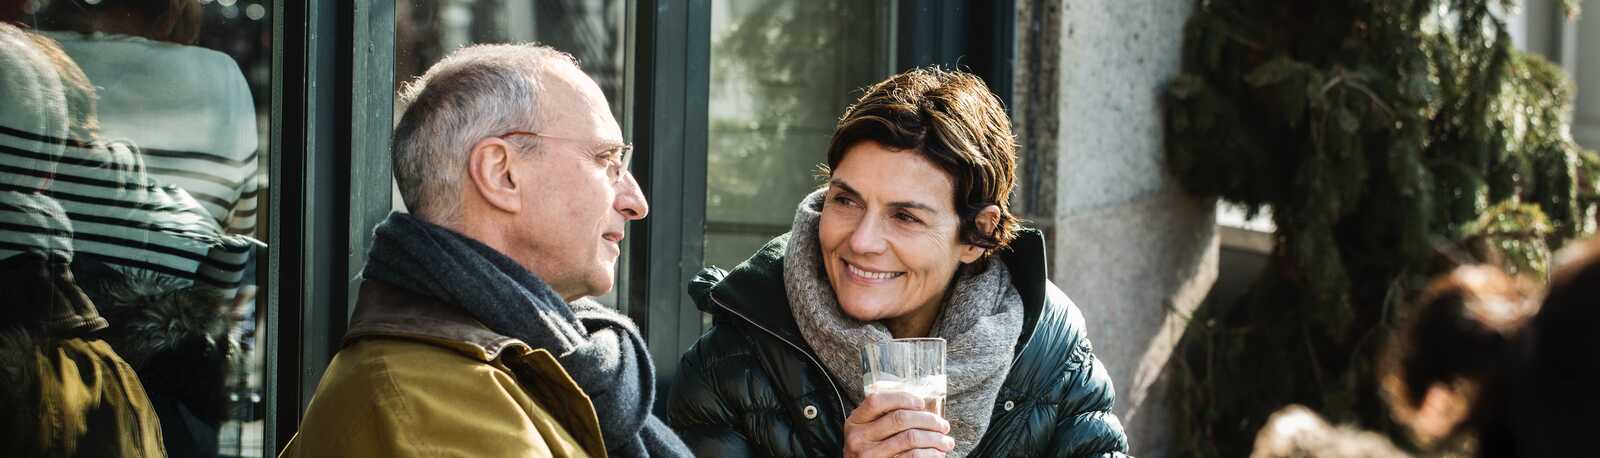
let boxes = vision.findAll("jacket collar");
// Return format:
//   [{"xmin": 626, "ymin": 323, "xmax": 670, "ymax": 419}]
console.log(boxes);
[
  {"xmin": 693, "ymin": 228, "xmax": 1053, "ymax": 353},
  {"xmin": 0, "ymin": 251, "xmax": 108, "ymax": 335},
  {"xmin": 344, "ymin": 279, "xmax": 529, "ymax": 362}
]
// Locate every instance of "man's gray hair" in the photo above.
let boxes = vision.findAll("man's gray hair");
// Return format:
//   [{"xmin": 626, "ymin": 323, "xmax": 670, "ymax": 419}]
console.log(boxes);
[{"xmin": 392, "ymin": 43, "xmax": 576, "ymax": 223}]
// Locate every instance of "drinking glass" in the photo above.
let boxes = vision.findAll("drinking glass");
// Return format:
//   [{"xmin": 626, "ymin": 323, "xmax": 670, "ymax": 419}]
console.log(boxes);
[{"xmin": 860, "ymin": 337, "xmax": 947, "ymax": 416}]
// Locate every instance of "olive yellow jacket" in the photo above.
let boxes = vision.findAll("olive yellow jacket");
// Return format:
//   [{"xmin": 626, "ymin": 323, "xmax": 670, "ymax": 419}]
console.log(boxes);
[{"xmin": 279, "ymin": 281, "xmax": 607, "ymax": 458}]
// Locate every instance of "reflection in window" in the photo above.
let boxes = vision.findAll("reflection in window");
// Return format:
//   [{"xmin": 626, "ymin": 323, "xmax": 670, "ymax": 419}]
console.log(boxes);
[
  {"xmin": 703, "ymin": 0, "xmax": 895, "ymax": 272},
  {"xmin": 4, "ymin": 1, "xmax": 272, "ymax": 456},
  {"xmin": 396, "ymin": 0, "xmax": 627, "ymax": 306}
]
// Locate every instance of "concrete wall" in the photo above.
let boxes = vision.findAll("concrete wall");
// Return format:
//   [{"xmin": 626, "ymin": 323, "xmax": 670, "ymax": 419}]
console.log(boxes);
[
  {"xmin": 1046, "ymin": 1, "xmax": 1217, "ymax": 456},
  {"xmin": 1575, "ymin": 9, "xmax": 1600, "ymax": 150},
  {"xmin": 1508, "ymin": 0, "xmax": 1600, "ymax": 149}
]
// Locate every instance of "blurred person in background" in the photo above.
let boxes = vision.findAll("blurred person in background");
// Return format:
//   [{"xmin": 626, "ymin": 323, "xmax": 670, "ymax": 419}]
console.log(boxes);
[
  {"xmin": 1276, "ymin": 238, "xmax": 1600, "ymax": 457},
  {"xmin": 1256, "ymin": 239, "xmax": 1600, "ymax": 458},
  {"xmin": 1379, "ymin": 264, "xmax": 1535, "ymax": 455},
  {"xmin": 1499, "ymin": 239, "xmax": 1600, "ymax": 455}
]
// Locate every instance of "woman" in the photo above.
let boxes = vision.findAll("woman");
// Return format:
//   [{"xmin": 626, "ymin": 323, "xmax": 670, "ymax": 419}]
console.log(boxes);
[{"xmin": 668, "ymin": 68, "xmax": 1129, "ymax": 457}]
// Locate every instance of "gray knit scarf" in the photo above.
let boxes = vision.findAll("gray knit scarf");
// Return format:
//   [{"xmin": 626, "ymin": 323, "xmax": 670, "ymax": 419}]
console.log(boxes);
[
  {"xmin": 362, "ymin": 212, "xmax": 689, "ymax": 458},
  {"xmin": 785, "ymin": 190, "xmax": 1023, "ymax": 457}
]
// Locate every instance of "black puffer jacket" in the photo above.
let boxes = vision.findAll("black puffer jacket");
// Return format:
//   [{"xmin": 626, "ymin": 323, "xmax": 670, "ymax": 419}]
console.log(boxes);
[{"xmin": 667, "ymin": 229, "xmax": 1129, "ymax": 457}]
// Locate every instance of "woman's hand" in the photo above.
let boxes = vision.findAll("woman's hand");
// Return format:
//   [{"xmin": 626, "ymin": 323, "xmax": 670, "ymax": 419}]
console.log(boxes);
[{"xmin": 843, "ymin": 391, "xmax": 955, "ymax": 458}]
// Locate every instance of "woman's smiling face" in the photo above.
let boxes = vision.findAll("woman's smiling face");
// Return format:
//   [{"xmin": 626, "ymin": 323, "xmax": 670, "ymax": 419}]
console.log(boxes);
[{"xmin": 818, "ymin": 141, "xmax": 987, "ymax": 334}]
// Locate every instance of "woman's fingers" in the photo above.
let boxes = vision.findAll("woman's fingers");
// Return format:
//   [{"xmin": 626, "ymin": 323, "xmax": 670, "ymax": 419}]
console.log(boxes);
[
  {"xmin": 847, "ymin": 391, "xmax": 928, "ymax": 425},
  {"xmin": 876, "ymin": 428, "xmax": 955, "ymax": 456},
  {"xmin": 888, "ymin": 409, "xmax": 950, "ymax": 437},
  {"xmin": 847, "ymin": 392, "xmax": 946, "ymax": 441},
  {"xmin": 848, "ymin": 407, "xmax": 950, "ymax": 443},
  {"xmin": 844, "ymin": 392, "xmax": 953, "ymax": 458},
  {"xmin": 857, "ymin": 429, "xmax": 953, "ymax": 454}
]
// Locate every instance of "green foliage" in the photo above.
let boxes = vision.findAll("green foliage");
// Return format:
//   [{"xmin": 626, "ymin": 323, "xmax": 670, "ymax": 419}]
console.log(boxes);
[
  {"xmin": 1164, "ymin": 0, "xmax": 1595, "ymax": 455},
  {"xmin": 1462, "ymin": 199, "xmax": 1554, "ymax": 278}
]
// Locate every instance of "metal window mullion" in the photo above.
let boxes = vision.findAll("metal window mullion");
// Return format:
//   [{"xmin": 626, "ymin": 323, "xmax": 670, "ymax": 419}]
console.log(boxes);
[
  {"xmin": 629, "ymin": 0, "xmax": 710, "ymax": 414},
  {"xmin": 271, "ymin": 0, "xmax": 359, "ymax": 452},
  {"xmin": 347, "ymin": 0, "xmax": 396, "ymax": 314}
]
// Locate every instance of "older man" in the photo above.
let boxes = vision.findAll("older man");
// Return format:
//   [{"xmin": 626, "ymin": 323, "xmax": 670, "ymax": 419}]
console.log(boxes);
[{"xmin": 280, "ymin": 44, "xmax": 688, "ymax": 457}]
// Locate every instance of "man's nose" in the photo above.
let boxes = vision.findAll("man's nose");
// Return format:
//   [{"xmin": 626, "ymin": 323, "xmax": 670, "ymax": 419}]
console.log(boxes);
[{"xmin": 615, "ymin": 171, "xmax": 649, "ymax": 220}]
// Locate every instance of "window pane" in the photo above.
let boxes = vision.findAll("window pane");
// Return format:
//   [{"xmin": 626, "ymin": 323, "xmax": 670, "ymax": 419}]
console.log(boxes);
[
  {"xmin": 397, "ymin": 0, "xmax": 627, "ymax": 121},
  {"xmin": 4, "ymin": 1, "xmax": 273, "ymax": 456},
  {"xmin": 396, "ymin": 0, "xmax": 628, "ymax": 306},
  {"xmin": 704, "ymin": 0, "xmax": 895, "ymax": 271}
]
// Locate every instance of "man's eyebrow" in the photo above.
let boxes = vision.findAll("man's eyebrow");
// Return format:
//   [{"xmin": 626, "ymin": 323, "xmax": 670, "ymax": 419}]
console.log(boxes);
[
  {"xmin": 829, "ymin": 178, "xmax": 936, "ymax": 212},
  {"xmin": 589, "ymin": 141, "xmax": 630, "ymax": 156}
]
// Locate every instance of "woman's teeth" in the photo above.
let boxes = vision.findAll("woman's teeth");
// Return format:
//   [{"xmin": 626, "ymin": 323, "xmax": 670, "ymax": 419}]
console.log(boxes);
[{"xmin": 849, "ymin": 263, "xmax": 901, "ymax": 280}]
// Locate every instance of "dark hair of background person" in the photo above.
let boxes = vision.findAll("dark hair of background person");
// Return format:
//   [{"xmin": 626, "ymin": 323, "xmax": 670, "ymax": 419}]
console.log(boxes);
[
  {"xmin": 822, "ymin": 66, "xmax": 1021, "ymax": 254},
  {"xmin": 1382, "ymin": 239, "xmax": 1600, "ymax": 457},
  {"xmin": 1379, "ymin": 266, "xmax": 1534, "ymax": 455},
  {"xmin": 33, "ymin": 0, "xmax": 202, "ymax": 45},
  {"xmin": 0, "ymin": 0, "xmax": 26, "ymax": 24},
  {"xmin": 1504, "ymin": 239, "xmax": 1600, "ymax": 456}
]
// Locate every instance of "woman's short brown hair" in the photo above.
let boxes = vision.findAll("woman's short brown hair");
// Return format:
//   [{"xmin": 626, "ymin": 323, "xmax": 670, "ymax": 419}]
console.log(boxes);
[{"xmin": 824, "ymin": 67, "xmax": 1020, "ymax": 251}]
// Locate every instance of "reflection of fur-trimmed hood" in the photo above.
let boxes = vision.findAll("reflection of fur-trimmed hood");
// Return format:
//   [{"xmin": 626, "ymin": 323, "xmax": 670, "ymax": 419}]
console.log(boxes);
[
  {"xmin": 87, "ymin": 266, "xmax": 231, "ymax": 368},
  {"xmin": 78, "ymin": 260, "xmax": 237, "ymax": 425}
]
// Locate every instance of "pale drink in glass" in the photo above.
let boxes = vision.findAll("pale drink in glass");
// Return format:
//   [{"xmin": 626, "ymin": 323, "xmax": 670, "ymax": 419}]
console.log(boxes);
[{"xmin": 861, "ymin": 338, "xmax": 946, "ymax": 416}]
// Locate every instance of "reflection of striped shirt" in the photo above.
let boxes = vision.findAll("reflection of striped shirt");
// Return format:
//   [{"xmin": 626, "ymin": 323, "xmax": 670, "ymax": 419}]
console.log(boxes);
[
  {"xmin": 44, "ymin": 31, "xmax": 261, "ymax": 236},
  {"xmin": 0, "ymin": 126, "xmax": 253, "ymax": 288}
]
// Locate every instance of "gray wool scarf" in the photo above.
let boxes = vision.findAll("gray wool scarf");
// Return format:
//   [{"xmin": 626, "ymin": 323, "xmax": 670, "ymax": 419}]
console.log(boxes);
[
  {"xmin": 784, "ymin": 190, "xmax": 1023, "ymax": 457},
  {"xmin": 362, "ymin": 212, "xmax": 689, "ymax": 458}
]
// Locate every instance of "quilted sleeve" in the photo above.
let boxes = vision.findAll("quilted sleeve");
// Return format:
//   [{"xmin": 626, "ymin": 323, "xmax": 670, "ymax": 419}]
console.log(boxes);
[
  {"xmin": 665, "ymin": 326, "xmax": 758, "ymax": 457},
  {"xmin": 1048, "ymin": 290, "xmax": 1131, "ymax": 457}
]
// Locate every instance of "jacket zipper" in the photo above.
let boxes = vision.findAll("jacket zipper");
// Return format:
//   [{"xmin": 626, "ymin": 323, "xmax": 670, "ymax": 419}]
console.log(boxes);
[{"xmin": 710, "ymin": 296, "xmax": 848, "ymax": 420}]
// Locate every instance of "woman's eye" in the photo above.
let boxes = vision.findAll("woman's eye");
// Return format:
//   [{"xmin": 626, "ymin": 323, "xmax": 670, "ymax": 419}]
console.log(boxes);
[
  {"xmin": 894, "ymin": 212, "xmax": 921, "ymax": 224},
  {"xmin": 831, "ymin": 195, "xmax": 858, "ymax": 207}
]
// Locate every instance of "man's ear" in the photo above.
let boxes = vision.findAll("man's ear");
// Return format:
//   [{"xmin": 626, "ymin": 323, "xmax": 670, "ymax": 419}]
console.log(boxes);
[
  {"xmin": 958, "ymin": 205, "xmax": 1002, "ymax": 264},
  {"xmin": 466, "ymin": 137, "xmax": 522, "ymax": 213}
]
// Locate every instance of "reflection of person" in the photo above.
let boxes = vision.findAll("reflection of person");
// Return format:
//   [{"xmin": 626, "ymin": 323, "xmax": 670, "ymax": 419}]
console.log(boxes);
[
  {"xmin": 34, "ymin": 0, "xmax": 261, "ymax": 236},
  {"xmin": 28, "ymin": 6, "xmax": 265, "ymax": 453},
  {"xmin": 282, "ymin": 44, "xmax": 688, "ymax": 458},
  {"xmin": 0, "ymin": 22, "xmax": 165, "ymax": 457},
  {"xmin": 668, "ymin": 68, "xmax": 1129, "ymax": 457},
  {"xmin": 0, "ymin": 20, "xmax": 254, "ymax": 458}
]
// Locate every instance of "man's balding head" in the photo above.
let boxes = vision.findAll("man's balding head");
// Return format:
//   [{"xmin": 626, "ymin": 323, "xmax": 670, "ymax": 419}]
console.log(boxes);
[{"xmin": 391, "ymin": 43, "xmax": 577, "ymax": 224}]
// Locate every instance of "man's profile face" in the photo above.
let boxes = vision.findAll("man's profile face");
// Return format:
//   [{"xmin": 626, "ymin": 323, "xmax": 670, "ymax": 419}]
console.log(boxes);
[{"xmin": 508, "ymin": 62, "xmax": 647, "ymax": 300}]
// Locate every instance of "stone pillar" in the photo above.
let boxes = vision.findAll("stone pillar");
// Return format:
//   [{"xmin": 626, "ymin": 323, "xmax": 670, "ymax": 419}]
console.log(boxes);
[
  {"xmin": 1507, "ymin": 0, "xmax": 1599, "ymax": 149},
  {"xmin": 1047, "ymin": 1, "xmax": 1217, "ymax": 456}
]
